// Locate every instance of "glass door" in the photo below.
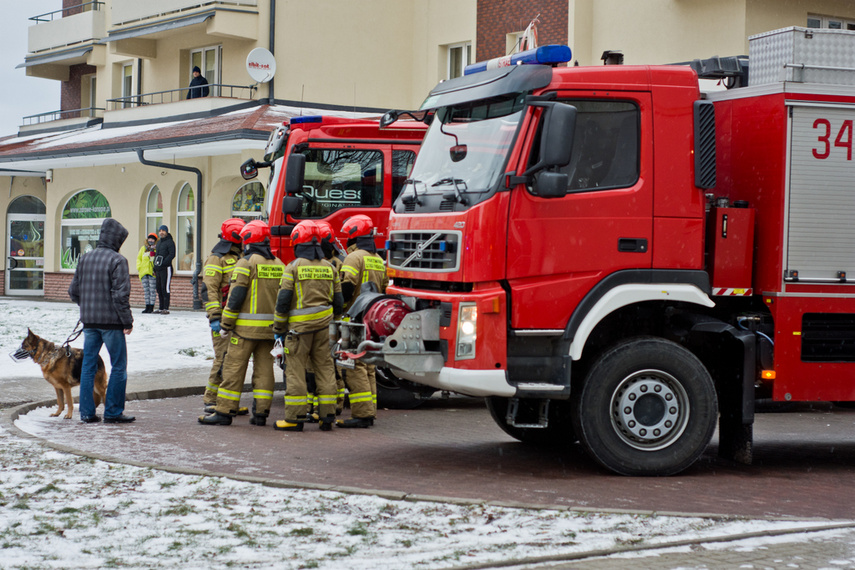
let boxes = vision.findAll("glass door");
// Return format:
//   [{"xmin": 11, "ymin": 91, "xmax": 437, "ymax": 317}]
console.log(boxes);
[{"xmin": 7, "ymin": 214, "xmax": 45, "ymax": 296}]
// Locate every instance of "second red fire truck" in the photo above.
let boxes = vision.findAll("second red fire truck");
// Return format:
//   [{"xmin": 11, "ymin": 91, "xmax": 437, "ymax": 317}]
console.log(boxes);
[{"xmin": 333, "ymin": 27, "xmax": 855, "ymax": 475}]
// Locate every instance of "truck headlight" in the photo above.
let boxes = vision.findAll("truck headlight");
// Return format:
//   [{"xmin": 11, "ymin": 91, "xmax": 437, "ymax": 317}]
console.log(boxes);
[{"xmin": 456, "ymin": 302, "xmax": 477, "ymax": 360}]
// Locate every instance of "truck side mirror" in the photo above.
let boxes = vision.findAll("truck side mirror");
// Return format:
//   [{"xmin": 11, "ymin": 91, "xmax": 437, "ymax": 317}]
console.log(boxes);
[
  {"xmin": 282, "ymin": 195, "xmax": 302, "ymax": 218},
  {"xmin": 284, "ymin": 153, "xmax": 306, "ymax": 194},
  {"xmin": 239, "ymin": 158, "xmax": 259, "ymax": 180},
  {"xmin": 535, "ymin": 172, "xmax": 569, "ymax": 198},
  {"xmin": 541, "ymin": 103, "xmax": 576, "ymax": 168}
]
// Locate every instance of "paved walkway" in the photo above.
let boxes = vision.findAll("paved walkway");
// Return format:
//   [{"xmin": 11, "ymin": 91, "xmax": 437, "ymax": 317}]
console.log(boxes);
[{"xmin": 4, "ymin": 376, "xmax": 855, "ymax": 568}]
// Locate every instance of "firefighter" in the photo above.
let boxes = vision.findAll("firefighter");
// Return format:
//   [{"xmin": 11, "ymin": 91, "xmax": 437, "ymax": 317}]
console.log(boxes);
[
  {"xmin": 198, "ymin": 220, "xmax": 284, "ymax": 426},
  {"xmin": 273, "ymin": 220, "xmax": 343, "ymax": 432},
  {"xmin": 318, "ymin": 221, "xmax": 347, "ymax": 415},
  {"xmin": 337, "ymin": 214, "xmax": 389, "ymax": 428},
  {"xmin": 200, "ymin": 218, "xmax": 245, "ymax": 413}
]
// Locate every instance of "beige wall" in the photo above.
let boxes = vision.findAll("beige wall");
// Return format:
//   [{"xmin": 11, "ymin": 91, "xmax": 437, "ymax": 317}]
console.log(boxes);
[{"xmin": 746, "ymin": 0, "xmax": 855, "ymax": 40}]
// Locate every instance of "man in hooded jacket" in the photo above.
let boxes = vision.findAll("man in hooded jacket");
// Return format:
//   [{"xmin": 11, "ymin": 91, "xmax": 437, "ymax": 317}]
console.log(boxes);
[{"xmin": 68, "ymin": 218, "xmax": 135, "ymax": 424}]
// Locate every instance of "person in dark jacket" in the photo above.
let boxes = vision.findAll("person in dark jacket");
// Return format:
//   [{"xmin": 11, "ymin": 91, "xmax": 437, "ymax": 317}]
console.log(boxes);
[
  {"xmin": 68, "ymin": 218, "xmax": 135, "ymax": 424},
  {"xmin": 187, "ymin": 66, "xmax": 209, "ymax": 99},
  {"xmin": 154, "ymin": 225, "xmax": 175, "ymax": 314}
]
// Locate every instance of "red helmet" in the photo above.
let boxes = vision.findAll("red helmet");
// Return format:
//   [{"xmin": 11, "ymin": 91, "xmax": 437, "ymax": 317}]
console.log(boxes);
[
  {"xmin": 291, "ymin": 220, "xmax": 321, "ymax": 245},
  {"xmin": 341, "ymin": 214, "xmax": 374, "ymax": 238},
  {"xmin": 220, "ymin": 218, "xmax": 246, "ymax": 243},
  {"xmin": 240, "ymin": 220, "xmax": 270, "ymax": 244},
  {"xmin": 315, "ymin": 220, "xmax": 334, "ymax": 243}
]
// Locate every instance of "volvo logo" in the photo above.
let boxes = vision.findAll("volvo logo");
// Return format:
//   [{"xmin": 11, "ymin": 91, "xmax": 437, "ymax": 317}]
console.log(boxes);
[{"xmin": 400, "ymin": 232, "xmax": 443, "ymax": 268}]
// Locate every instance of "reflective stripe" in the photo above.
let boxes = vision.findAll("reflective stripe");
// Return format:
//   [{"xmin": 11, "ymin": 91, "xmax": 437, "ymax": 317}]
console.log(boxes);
[
  {"xmin": 236, "ymin": 319, "xmax": 274, "ymax": 327},
  {"xmin": 204, "ymin": 265, "xmax": 223, "ymax": 273},
  {"xmin": 205, "ymin": 301, "xmax": 219, "ymax": 311},
  {"xmin": 290, "ymin": 305, "xmax": 332, "ymax": 316},
  {"xmin": 284, "ymin": 395, "xmax": 307, "ymax": 406},
  {"xmin": 222, "ymin": 309, "xmax": 239, "ymax": 319},
  {"xmin": 273, "ymin": 314, "xmax": 288, "ymax": 323},
  {"xmin": 218, "ymin": 387, "xmax": 241, "ymax": 401},
  {"xmin": 236, "ymin": 313, "xmax": 274, "ymax": 321},
  {"xmin": 289, "ymin": 307, "xmax": 332, "ymax": 323},
  {"xmin": 282, "ymin": 273, "xmax": 294, "ymax": 282},
  {"xmin": 341, "ymin": 265, "xmax": 359, "ymax": 276},
  {"xmin": 349, "ymin": 391, "xmax": 373, "ymax": 403},
  {"xmin": 318, "ymin": 395, "xmax": 337, "ymax": 405},
  {"xmin": 251, "ymin": 278, "xmax": 258, "ymax": 314},
  {"xmin": 337, "ymin": 389, "xmax": 346, "ymax": 396},
  {"xmin": 253, "ymin": 389, "xmax": 273, "ymax": 400},
  {"xmin": 206, "ymin": 383, "xmax": 219, "ymax": 392},
  {"xmin": 233, "ymin": 266, "xmax": 251, "ymax": 277}
]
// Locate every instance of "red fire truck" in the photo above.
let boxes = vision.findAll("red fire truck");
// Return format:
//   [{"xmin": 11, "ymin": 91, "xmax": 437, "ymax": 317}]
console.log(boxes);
[
  {"xmin": 240, "ymin": 114, "xmax": 431, "ymax": 408},
  {"xmin": 336, "ymin": 28, "xmax": 855, "ymax": 475}
]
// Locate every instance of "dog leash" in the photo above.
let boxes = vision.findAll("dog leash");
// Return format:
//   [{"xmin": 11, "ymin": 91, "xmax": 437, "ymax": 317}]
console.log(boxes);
[{"xmin": 62, "ymin": 320, "xmax": 84, "ymax": 357}]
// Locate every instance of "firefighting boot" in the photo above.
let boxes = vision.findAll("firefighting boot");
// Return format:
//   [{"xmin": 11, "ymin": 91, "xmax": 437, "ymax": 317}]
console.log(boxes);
[
  {"xmin": 274, "ymin": 419, "xmax": 304, "ymax": 432},
  {"xmin": 204, "ymin": 404, "xmax": 215, "ymax": 414},
  {"xmin": 336, "ymin": 417, "xmax": 371, "ymax": 429},
  {"xmin": 319, "ymin": 414, "xmax": 335, "ymax": 432},
  {"xmin": 249, "ymin": 413, "xmax": 268, "ymax": 427},
  {"xmin": 198, "ymin": 412, "xmax": 232, "ymax": 426}
]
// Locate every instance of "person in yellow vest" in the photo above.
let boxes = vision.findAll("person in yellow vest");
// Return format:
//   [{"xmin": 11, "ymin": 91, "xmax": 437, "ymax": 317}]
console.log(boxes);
[
  {"xmin": 337, "ymin": 214, "xmax": 388, "ymax": 428},
  {"xmin": 136, "ymin": 232, "xmax": 157, "ymax": 313},
  {"xmin": 198, "ymin": 220, "xmax": 284, "ymax": 426},
  {"xmin": 200, "ymin": 218, "xmax": 245, "ymax": 412},
  {"xmin": 273, "ymin": 220, "xmax": 344, "ymax": 432}
]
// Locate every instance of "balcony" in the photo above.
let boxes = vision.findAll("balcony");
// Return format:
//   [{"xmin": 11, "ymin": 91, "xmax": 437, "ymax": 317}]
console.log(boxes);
[
  {"xmin": 27, "ymin": 2, "xmax": 107, "ymax": 54},
  {"xmin": 103, "ymin": 84, "xmax": 258, "ymax": 124},
  {"xmin": 19, "ymin": 108, "xmax": 105, "ymax": 135},
  {"xmin": 112, "ymin": 0, "xmax": 258, "ymax": 26}
]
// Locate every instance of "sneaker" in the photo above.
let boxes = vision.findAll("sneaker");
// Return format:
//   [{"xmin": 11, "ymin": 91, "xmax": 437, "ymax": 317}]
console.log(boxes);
[
  {"xmin": 198, "ymin": 412, "xmax": 232, "ymax": 426},
  {"xmin": 153, "ymin": 309, "xmax": 163, "ymax": 314},
  {"xmin": 336, "ymin": 417, "xmax": 371, "ymax": 429},
  {"xmin": 274, "ymin": 420, "xmax": 304, "ymax": 432},
  {"xmin": 160, "ymin": 310, "xmax": 170, "ymax": 315},
  {"xmin": 104, "ymin": 414, "xmax": 136, "ymax": 424},
  {"xmin": 80, "ymin": 415, "xmax": 101, "ymax": 424}
]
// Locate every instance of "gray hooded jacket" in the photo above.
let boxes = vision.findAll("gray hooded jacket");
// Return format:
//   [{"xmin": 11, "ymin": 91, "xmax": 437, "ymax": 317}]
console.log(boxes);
[{"xmin": 68, "ymin": 218, "xmax": 134, "ymax": 329}]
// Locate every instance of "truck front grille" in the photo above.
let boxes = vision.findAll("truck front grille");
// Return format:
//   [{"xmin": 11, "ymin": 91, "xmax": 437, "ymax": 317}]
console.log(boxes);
[{"xmin": 387, "ymin": 231, "xmax": 461, "ymax": 272}]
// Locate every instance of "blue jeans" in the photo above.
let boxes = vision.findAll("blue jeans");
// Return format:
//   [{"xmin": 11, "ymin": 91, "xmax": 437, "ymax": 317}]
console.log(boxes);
[{"xmin": 80, "ymin": 328, "xmax": 128, "ymax": 419}]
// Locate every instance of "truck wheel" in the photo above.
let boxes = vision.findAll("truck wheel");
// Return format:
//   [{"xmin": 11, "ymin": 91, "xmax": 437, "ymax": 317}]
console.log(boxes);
[
  {"xmin": 573, "ymin": 337, "xmax": 717, "ymax": 476},
  {"xmin": 486, "ymin": 397, "xmax": 577, "ymax": 446},
  {"xmin": 375, "ymin": 367, "xmax": 430, "ymax": 410}
]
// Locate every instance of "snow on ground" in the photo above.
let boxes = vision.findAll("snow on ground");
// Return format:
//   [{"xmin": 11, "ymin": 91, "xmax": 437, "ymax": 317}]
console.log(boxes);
[
  {"xmin": 1, "ymin": 299, "xmax": 852, "ymax": 568},
  {"xmin": 0, "ymin": 298, "xmax": 214, "ymax": 379}
]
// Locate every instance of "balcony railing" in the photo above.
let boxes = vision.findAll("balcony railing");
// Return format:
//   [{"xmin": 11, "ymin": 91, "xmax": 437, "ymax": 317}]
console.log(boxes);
[
  {"xmin": 22, "ymin": 107, "xmax": 105, "ymax": 126},
  {"xmin": 30, "ymin": 1, "xmax": 104, "ymax": 23},
  {"xmin": 106, "ymin": 84, "xmax": 258, "ymax": 110}
]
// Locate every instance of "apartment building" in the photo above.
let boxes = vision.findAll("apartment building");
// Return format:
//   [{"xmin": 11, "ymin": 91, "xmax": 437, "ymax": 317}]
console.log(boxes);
[{"xmin": 1, "ymin": 0, "xmax": 852, "ymax": 307}]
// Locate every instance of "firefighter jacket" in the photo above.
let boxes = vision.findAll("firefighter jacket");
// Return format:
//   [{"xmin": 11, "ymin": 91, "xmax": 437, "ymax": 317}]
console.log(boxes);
[
  {"xmin": 341, "ymin": 247, "xmax": 389, "ymax": 311},
  {"xmin": 200, "ymin": 240, "xmax": 242, "ymax": 322},
  {"xmin": 221, "ymin": 250, "xmax": 285, "ymax": 340},
  {"xmin": 274, "ymin": 257, "xmax": 343, "ymax": 334}
]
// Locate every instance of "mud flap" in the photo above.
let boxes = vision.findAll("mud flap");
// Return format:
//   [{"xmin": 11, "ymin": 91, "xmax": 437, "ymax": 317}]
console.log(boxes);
[{"xmin": 690, "ymin": 321, "xmax": 755, "ymax": 465}]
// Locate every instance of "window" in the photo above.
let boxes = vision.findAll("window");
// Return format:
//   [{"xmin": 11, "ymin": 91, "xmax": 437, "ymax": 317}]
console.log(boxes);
[
  {"xmin": 191, "ymin": 46, "xmax": 220, "ymax": 96},
  {"xmin": 297, "ymin": 149, "xmax": 383, "ymax": 218},
  {"xmin": 176, "ymin": 184, "xmax": 196, "ymax": 271},
  {"xmin": 122, "ymin": 63, "xmax": 133, "ymax": 108},
  {"xmin": 232, "ymin": 182, "xmax": 266, "ymax": 221},
  {"xmin": 530, "ymin": 100, "xmax": 639, "ymax": 193},
  {"xmin": 146, "ymin": 185, "xmax": 162, "ymax": 237},
  {"xmin": 392, "ymin": 150, "xmax": 417, "ymax": 203},
  {"xmin": 60, "ymin": 189, "xmax": 111, "ymax": 270},
  {"xmin": 447, "ymin": 42, "xmax": 472, "ymax": 79},
  {"xmin": 808, "ymin": 14, "xmax": 855, "ymax": 30}
]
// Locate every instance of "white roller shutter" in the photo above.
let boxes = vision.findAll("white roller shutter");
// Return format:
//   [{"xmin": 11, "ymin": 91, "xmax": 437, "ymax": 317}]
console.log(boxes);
[{"xmin": 787, "ymin": 104, "xmax": 855, "ymax": 281}]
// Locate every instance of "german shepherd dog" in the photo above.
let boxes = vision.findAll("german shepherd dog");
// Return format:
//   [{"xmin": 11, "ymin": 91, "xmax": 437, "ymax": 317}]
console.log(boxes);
[{"xmin": 17, "ymin": 329, "xmax": 107, "ymax": 419}]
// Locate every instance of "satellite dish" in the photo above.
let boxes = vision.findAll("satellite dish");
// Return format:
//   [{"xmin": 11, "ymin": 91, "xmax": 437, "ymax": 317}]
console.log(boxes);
[{"xmin": 246, "ymin": 48, "xmax": 276, "ymax": 83}]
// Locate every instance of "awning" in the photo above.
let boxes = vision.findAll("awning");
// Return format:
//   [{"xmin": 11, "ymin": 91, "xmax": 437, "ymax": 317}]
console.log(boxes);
[
  {"xmin": 16, "ymin": 46, "xmax": 94, "ymax": 69},
  {"xmin": 105, "ymin": 11, "xmax": 215, "ymax": 43}
]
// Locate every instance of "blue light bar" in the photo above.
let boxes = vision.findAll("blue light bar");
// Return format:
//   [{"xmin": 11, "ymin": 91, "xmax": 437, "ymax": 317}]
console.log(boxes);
[
  {"xmin": 464, "ymin": 45, "xmax": 572, "ymax": 76},
  {"xmin": 289, "ymin": 115, "xmax": 323, "ymax": 125}
]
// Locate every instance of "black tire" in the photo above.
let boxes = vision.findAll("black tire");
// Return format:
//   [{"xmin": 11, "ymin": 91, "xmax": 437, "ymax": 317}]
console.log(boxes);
[
  {"xmin": 375, "ymin": 367, "xmax": 430, "ymax": 410},
  {"xmin": 486, "ymin": 396, "xmax": 577, "ymax": 446},
  {"xmin": 573, "ymin": 337, "xmax": 717, "ymax": 476}
]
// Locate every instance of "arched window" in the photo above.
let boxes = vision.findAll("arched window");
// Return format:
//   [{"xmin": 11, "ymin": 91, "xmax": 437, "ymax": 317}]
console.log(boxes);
[
  {"xmin": 232, "ymin": 181, "xmax": 266, "ymax": 220},
  {"xmin": 60, "ymin": 189, "xmax": 111, "ymax": 270},
  {"xmin": 9, "ymin": 196, "xmax": 46, "ymax": 214},
  {"xmin": 176, "ymin": 183, "xmax": 196, "ymax": 271},
  {"xmin": 146, "ymin": 186, "xmax": 162, "ymax": 236}
]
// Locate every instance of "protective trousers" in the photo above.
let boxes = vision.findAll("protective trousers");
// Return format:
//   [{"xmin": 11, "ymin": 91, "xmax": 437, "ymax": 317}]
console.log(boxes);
[
  {"xmin": 203, "ymin": 330, "xmax": 230, "ymax": 405},
  {"xmin": 283, "ymin": 330, "xmax": 337, "ymax": 422},
  {"xmin": 343, "ymin": 361, "xmax": 376, "ymax": 419},
  {"xmin": 214, "ymin": 335, "xmax": 275, "ymax": 416}
]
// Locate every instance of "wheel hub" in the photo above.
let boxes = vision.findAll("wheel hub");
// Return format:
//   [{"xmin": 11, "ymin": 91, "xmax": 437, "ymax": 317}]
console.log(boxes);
[{"xmin": 611, "ymin": 370, "xmax": 688, "ymax": 451}]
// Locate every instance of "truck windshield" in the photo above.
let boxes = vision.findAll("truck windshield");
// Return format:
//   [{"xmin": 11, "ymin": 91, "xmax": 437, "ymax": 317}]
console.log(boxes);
[{"xmin": 400, "ymin": 92, "xmax": 526, "ymax": 209}]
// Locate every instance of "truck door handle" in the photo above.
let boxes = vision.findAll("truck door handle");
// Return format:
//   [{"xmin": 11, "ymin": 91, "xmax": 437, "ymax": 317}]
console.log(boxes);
[{"xmin": 618, "ymin": 238, "xmax": 648, "ymax": 253}]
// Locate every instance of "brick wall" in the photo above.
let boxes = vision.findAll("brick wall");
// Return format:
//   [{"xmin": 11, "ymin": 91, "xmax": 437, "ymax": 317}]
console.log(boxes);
[
  {"xmin": 40, "ymin": 272, "xmax": 202, "ymax": 311},
  {"xmin": 477, "ymin": 0, "xmax": 569, "ymax": 61},
  {"xmin": 61, "ymin": 64, "xmax": 96, "ymax": 116}
]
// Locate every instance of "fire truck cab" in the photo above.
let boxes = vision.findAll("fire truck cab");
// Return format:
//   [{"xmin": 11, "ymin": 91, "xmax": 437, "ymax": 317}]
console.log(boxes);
[{"xmin": 337, "ymin": 29, "xmax": 855, "ymax": 475}]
